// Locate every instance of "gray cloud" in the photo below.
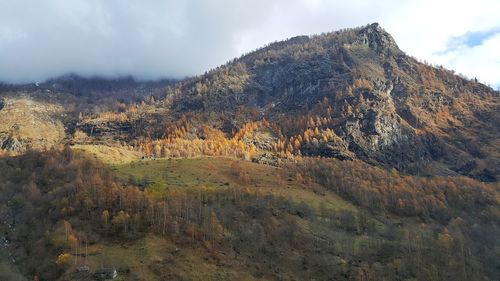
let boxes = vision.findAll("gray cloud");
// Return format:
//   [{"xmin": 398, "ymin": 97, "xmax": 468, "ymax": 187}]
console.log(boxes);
[
  {"xmin": 0, "ymin": 0, "xmax": 499, "ymax": 86},
  {"xmin": 0, "ymin": 0, "xmax": 273, "ymax": 82}
]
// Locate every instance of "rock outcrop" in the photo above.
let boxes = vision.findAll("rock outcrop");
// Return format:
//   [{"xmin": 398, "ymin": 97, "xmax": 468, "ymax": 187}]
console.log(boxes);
[{"xmin": 0, "ymin": 135, "xmax": 23, "ymax": 151}]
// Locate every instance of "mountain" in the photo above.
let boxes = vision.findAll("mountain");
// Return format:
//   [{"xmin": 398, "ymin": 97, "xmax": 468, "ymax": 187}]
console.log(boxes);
[
  {"xmin": 0, "ymin": 24, "xmax": 499, "ymax": 281},
  {"xmin": 0, "ymin": 75, "xmax": 174, "ymax": 154},
  {"xmin": 3, "ymin": 24, "xmax": 498, "ymax": 181},
  {"xmin": 77, "ymin": 23, "xmax": 499, "ymax": 181}
]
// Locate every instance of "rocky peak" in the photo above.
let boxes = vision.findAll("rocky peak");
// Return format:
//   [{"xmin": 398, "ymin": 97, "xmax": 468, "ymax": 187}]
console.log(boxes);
[{"xmin": 357, "ymin": 23, "xmax": 399, "ymax": 52}]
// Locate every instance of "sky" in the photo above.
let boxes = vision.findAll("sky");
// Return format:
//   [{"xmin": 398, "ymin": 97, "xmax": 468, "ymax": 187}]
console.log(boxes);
[{"xmin": 0, "ymin": 0, "xmax": 499, "ymax": 89}]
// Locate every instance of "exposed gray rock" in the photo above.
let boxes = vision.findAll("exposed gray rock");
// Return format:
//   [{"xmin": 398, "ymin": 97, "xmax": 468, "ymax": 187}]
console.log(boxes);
[
  {"xmin": 0, "ymin": 134, "xmax": 24, "ymax": 151},
  {"xmin": 301, "ymin": 140, "xmax": 354, "ymax": 160},
  {"xmin": 77, "ymin": 120, "xmax": 133, "ymax": 143},
  {"xmin": 357, "ymin": 23, "xmax": 399, "ymax": 52},
  {"xmin": 242, "ymin": 129, "xmax": 279, "ymax": 151},
  {"xmin": 252, "ymin": 153, "xmax": 282, "ymax": 166}
]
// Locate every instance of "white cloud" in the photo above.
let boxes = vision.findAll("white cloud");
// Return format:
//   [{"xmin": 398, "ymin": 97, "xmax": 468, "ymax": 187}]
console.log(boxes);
[
  {"xmin": 0, "ymin": 0, "xmax": 498, "ymax": 87},
  {"xmin": 383, "ymin": 0, "xmax": 500, "ymax": 87},
  {"xmin": 439, "ymin": 34, "xmax": 500, "ymax": 87}
]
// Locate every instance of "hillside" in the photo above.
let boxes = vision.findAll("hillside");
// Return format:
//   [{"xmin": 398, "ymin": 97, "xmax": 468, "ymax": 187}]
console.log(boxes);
[
  {"xmin": 2, "ymin": 24, "xmax": 498, "ymax": 180},
  {"xmin": 166, "ymin": 23, "xmax": 499, "ymax": 180},
  {"xmin": 0, "ymin": 95, "xmax": 66, "ymax": 152},
  {"xmin": 0, "ymin": 151, "xmax": 498, "ymax": 280},
  {"xmin": 0, "ymin": 76, "xmax": 174, "ymax": 154},
  {"xmin": 0, "ymin": 23, "xmax": 499, "ymax": 281},
  {"xmin": 77, "ymin": 23, "xmax": 498, "ymax": 181}
]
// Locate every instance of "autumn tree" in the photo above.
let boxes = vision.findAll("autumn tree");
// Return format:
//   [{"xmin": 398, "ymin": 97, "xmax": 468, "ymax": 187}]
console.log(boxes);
[
  {"xmin": 209, "ymin": 211, "xmax": 224, "ymax": 247},
  {"xmin": 112, "ymin": 211, "xmax": 131, "ymax": 233},
  {"xmin": 101, "ymin": 210, "xmax": 110, "ymax": 228}
]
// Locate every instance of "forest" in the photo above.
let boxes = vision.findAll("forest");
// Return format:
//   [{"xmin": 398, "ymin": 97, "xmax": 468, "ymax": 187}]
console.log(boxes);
[{"xmin": 0, "ymin": 147, "xmax": 498, "ymax": 280}]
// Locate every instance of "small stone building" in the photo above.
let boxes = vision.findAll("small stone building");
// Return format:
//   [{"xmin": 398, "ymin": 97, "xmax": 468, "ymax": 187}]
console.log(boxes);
[{"xmin": 94, "ymin": 268, "xmax": 118, "ymax": 280}]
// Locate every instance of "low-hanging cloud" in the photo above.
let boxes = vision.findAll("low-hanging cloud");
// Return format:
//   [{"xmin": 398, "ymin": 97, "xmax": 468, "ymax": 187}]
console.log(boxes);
[{"xmin": 0, "ymin": 0, "xmax": 499, "ymax": 88}]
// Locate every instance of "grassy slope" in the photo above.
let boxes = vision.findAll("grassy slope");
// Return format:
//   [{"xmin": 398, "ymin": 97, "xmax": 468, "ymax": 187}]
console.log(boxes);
[
  {"xmin": 113, "ymin": 157, "xmax": 357, "ymax": 212},
  {"xmin": 72, "ymin": 144, "xmax": 143, "ymax": 165},
  {"xmin": 61, "ymin": 235, "xmax": 260, "ymax": 281}
]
